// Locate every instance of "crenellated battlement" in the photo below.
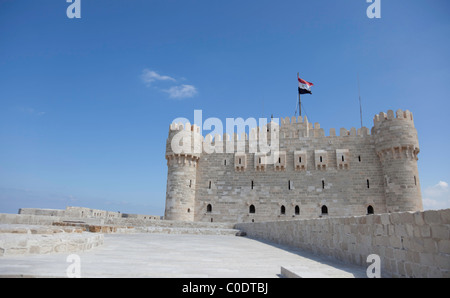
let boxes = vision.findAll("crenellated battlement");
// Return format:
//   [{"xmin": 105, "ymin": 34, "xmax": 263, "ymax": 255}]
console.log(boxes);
[
  {"xmin": 373, "ymin": 109, "xmax": 414, "ymax": 127},
  {"xmin": 169, "ymin": 122, "xmax": 202, "ymax": 133}
]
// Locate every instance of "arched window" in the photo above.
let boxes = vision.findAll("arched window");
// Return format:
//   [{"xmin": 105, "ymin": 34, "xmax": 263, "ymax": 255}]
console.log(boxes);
[
  {"xmin": 295, "ymin": 205, "xmax": 300, "ymax": 215},
  {"xmin": 280, "ymin": 205, "xmax": 286, "ymax": 215},
  {"xmin": 321, "ymin": 205, "xmax": 328, "ymax": 215},
  {"xmin": 206, "ymin": 204, "xmax": 212, "ymax": 213},
  {"xmin": 367, "ymin": 205, "xmax": 374, "ymax": 215},
  {"xmin": 249, "ymin": 204, "xmax": 255, "ymax": 214}
]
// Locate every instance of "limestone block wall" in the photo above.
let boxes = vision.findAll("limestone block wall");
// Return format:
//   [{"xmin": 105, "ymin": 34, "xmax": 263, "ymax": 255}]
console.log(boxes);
[
  {"xmin": 235, "ymin": 209, "xmax": 450, "ymax": 278},
  {"xmin": 0, "ymin": 225, "xmax": 104, "ymax": 256}
]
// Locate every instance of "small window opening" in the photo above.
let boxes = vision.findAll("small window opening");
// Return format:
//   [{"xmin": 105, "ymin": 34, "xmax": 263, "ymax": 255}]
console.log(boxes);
[
  {"xmin": 295, "ymin": 205, "xmax": 300, "ymax": 215},
  {"xmin": 187, "ymin": 208, "xmax": 191, "ymax": 213},
  {"xmin": 209, "ymin": 181, "xmax": 211, "ymax": 189},
  {"xmin": 321, "ymin": 205, "xmax": 328, "ymax": 215},
  {"xmin": 238, "ymin": 158, "xmax": 241, "ymax": 164},
  {"xmin": 249, "ymin": 205, "xmax": 255, "ymax": 214},
  {"xmin": 224, "ymin": 159, "xmax": 227, "ymax": 166},
  {"xmin": 280, "ymin": 205, "xmax": 286, "ymax": 215},
  {"xmin": 210, "ymin": 218, "xmax": 213, "ymax": 222},
  {"xmin": 342, "ymin": 155, "xmax": 345, "ymax": 162},
  {"xmin": 367, "ymin": 205, "xmax": 374, "ymax": 215},
  {"xmin": 299, "ymin": 156, "xmax": 302, "ymax": 163},
  {"xmin": 206, "ymin": 204, "xmax": 212, "ymax": 213},
  {"xmin": 414, "ymin": 176, "xmax": 417, "ymax": 186},
  {"xmin": 358, "ymin": 155, "xmax": 361, "ymax": 162},
  {"xmin": 367, "ymin": 179, "xmax": 370, "ymax": 189},
  {"xmin": 189, "ymin": 180, "xmax": 192, "ymax": 188},
  {"xmin": 251, "ymin": 180, "xmax": 254, "ymax": 189},
  {"xmin": 258, "ymin": 157, "xmax": 261, "ymax": 164},
  {"xmin": 278, "ymin": 157, "xmax": 281, "ymax": 164},
  {"xmin": 320, "ymin": 156, "xmax": 323, "ymax": 163},
  {"xmin": 322, "ymin": 180, "xmax": 325, "ymax": 189},
  {"xmin": 288, "ymin": 180, "xmax": 291, "ymax": 190}
]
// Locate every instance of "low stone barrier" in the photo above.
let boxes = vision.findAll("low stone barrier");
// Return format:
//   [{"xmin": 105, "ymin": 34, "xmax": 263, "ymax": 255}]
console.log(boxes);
[
  {"xmin": 235, "ymin": 209, "xmax": 450, "ymax": 278},
  {"xmin": 0, "ymin": 225, "xmax": 104, "ymax": 256}
]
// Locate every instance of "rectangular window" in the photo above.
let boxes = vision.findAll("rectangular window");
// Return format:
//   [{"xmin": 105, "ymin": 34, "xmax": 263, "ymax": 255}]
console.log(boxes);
[
  {"xmin": 209, "ymin": 181, "xmax": 211, "ymax": 189},
  {"xmin": 367, "ymin": 179, "xmax": 370, "ymax": 189},
  {"xmin": 322, "ymin": 180, "xmax": 325, "ymax": 189},
  {"xmin": 251, "ymin": 180, "xmax": 254, "ymax": 189},
  {"xmin": 288, "ymin": 180, "xmax": 291, "ymax": 190}
]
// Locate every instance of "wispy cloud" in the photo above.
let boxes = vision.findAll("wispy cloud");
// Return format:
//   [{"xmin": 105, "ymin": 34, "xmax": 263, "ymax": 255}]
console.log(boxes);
[
  {"xmin": 141, "ymin": 69, "xmax": 176, "ymax": 86},
  {"xmin": 140, "ymin": 68, "xmax": 197, "ymax": 99},
  {"xmin": 423, "ymin": 181, "xmax": 450, "ymax": 210},
  {"xmin": 163, "ymin": 84, "xmax": 198, "ymax": 99}
]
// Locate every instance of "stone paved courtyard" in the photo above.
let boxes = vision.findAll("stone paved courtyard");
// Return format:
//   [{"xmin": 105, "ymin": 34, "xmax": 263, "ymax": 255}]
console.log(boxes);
[{"xmin": 0, "ymin": 233, "xmax": 367, "ymax": 278}]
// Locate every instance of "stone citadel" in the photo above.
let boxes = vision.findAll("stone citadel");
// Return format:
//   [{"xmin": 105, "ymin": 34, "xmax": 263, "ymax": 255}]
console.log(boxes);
[{"xmin": 165, "ymin": 109, "xmax": 423, "ymax": 223}]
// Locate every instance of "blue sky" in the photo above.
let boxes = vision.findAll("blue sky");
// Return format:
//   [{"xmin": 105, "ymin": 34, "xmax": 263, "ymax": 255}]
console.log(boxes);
[{"xmin": 0, "ymin": 0, "xmax": 449, "ymax": 215}]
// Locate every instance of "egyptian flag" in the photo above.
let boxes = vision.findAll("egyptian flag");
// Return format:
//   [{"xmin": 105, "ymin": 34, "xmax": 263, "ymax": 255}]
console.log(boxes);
[{"xmin": 298, "ymin": 74, "xmax": 314, "ymax": 94}]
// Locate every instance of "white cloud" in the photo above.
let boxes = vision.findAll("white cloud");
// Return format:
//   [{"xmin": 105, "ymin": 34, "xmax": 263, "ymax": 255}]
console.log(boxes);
[
  {"xmin": 141, "ymin": 68, "xmax": 198, "ymax": 99},
  {"xmin": 163, "ymin": 84, "xmax": 198, "ymax": 99},
  {"xmin": 423, "ymin": 181, "xmax": 450, "ymax": 210},
  {"xmin": 141, "ymin": 69, "xmax": 176, "ymax": 86}
]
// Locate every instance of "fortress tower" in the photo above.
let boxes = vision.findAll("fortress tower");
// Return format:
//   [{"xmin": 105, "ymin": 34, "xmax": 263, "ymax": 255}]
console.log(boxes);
[
  {"xmin": 373, "ymin": 109, "xmax": 423, "ymax": 212},
  {"xmin": 164, "ymin": 123, "xmax": 202, "ymax": 221},
  {"xmin": 164, "ymin": 109, "xmax": 423, "ymax": 222}
]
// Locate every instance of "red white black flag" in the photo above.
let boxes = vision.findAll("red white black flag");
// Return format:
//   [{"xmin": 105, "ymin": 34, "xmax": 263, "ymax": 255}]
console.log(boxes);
[{"xmin": 298, "ymin": 74, "xmax": 314, "ymax": 95}]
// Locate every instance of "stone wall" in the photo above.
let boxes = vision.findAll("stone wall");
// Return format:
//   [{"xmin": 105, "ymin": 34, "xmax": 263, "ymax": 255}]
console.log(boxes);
[
  {"xmin": 235, "ymin": 209, "xmax": 450, "ymax": 278},
  {"xmin": 0, "ymin": 225, "xmax": 104, "ymax": 256}
]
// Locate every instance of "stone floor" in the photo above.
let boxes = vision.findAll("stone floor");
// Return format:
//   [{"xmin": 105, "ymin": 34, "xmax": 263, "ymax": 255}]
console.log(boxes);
[{"xmin": 0, "ymin": 233, "xmax": 367, "ymax": 278}]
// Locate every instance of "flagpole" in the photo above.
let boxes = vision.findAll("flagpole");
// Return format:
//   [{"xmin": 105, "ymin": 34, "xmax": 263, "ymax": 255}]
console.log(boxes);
[
  {"xmin": 297, "ymin": 73, "xmax": 301, "ymax": 117},
  {"xmin": 357, "ymin": 73, "xmax": 363, "ymax": 128},
  {"xmin": 299, "ymin": 93, "xmax": 301, "ymax": 117}
]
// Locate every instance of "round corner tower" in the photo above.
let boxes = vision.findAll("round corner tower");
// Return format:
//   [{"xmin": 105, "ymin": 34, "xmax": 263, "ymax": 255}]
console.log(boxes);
[
  {"xmin": 164, "ymin": 122, "xmax": 202, "ymax": 221},
  {"xmin": 373, "ymin": 109, "xmax": 423, "ymax": 213}
]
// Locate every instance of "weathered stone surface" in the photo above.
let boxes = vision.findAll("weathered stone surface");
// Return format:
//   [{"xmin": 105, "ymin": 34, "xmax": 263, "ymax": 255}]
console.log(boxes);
[{"xmin": 235, "ymin": 209, "xmax": 450, "ymax": 278}]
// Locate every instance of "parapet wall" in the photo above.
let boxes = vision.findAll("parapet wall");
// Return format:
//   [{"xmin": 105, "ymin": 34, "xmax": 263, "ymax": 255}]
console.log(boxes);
[{"xmin": 235, "ymin": 209, "xmax": 450, "ymax": 278}]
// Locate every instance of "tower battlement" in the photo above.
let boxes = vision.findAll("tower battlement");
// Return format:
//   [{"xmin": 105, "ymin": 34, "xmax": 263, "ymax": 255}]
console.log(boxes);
[{"xmin": 373, "ymin": 109, "xmax": 414, "ymax": 127}]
